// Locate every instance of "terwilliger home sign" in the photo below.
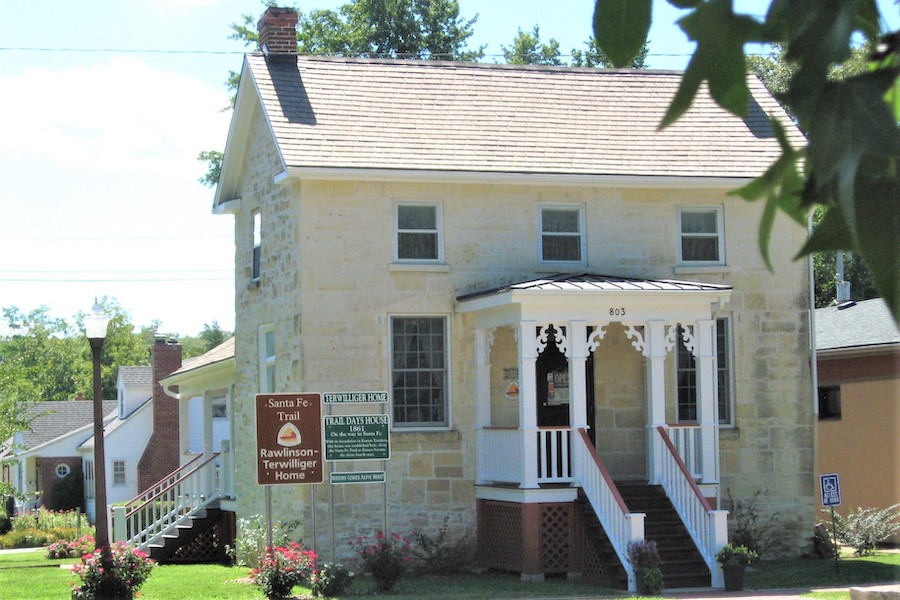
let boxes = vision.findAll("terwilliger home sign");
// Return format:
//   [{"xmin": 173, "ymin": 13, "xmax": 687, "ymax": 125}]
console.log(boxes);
[{"xmin": 256, "ymin": 393, "xmax": 323, "ymax": 485}]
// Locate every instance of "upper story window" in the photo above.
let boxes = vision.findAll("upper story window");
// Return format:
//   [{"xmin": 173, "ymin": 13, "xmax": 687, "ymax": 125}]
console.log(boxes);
[
  {"xmin": 678, "ymin": 207, "xmax": 724, "ymax": 265},
  {"xmin": 395, "ymin": 203, "xmax": 442, "ymax": 262},
  {"xmin": 112, "ymin": 460, "xmax": 126, "ymax": 485},
  {"xmin": 539, "ymin": 205, "xmax": 585, "ymax": 264},
  {"xmin": 677, "ymin": 318, "xmax": 733, "ymax": 425},
  {"xmin": 391, "ymin": 316, "xmax": 449, "ymax": 428},
  {"xmin": 252, "ymin": 209, "xmax": 262, "ymax": 281},
  {"xmin": 259, "ymin": 324, "xmax": 276, "ymax": 393}
]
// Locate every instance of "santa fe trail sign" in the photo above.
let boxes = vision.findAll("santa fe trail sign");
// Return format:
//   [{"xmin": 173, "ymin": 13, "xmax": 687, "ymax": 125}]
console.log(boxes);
[{"xmin": 256, "ymin": 393, "xmax": 323, "ymax": 485}]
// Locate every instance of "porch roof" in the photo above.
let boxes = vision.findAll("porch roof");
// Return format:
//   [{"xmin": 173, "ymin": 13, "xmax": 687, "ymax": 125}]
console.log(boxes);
[{"xmin": 456, "ymin": 273, "xmax": 732, "ymax": 326}]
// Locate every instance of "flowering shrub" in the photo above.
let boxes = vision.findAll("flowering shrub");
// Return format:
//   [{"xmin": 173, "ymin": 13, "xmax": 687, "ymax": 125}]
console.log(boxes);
[
  {"xmin": 310, "ymin": 562, "xmax": 354, "ymax": 598},
  {"xmin": 249, "ymin": 543, "xmax": 316, "ymax": 599},
  {"xmin": 349, "ymin": 531, "xmax": 415, "ymax": 592},
  {"xmin": 228, "ymin": 514, "xmax": 300, "ymax": 568},
  {"xmin": 71, "ymin": 542, "xmax": 155, "ymax": 600},
  {"xmin": 47, "ymin": 535, "xmax": 94, "ymax": 559},
  {"xmin": 626, "ymin": 539, "xmax": 664, "ymax": 595}
]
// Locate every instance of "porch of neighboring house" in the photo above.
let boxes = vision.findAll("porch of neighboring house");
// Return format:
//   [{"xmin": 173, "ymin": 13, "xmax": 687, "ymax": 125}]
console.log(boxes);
[
  {"xmin": 458, "ymin": 274, "xmax": 732, "ymax": 591},
  {"xmin": 108, "ymin": 340, "xmax": 237, "ymax": 564}
]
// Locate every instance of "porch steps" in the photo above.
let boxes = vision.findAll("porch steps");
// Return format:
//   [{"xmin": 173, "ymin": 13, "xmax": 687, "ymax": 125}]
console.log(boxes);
[
  {"xmin": 147, "ymin": 507, "xmax": 231, "ymax": 565},
  {"xmin": 575, "ymin": 492, "xmax": 628, "ymax": 588},
  {"xmin": 617, "ymin": 483, "xmax": 711, "ymax": 589}
]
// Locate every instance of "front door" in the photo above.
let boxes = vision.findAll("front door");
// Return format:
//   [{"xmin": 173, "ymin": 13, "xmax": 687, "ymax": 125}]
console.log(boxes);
[{"xmin": 535, "ymin": 326, "xmax": 596, "ymax": 443}]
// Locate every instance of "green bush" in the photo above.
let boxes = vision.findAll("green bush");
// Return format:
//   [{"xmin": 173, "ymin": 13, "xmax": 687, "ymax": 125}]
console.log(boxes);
[
  {"xmin": 12, "ymin": 507, "xmax": 84, "ymax": 531},
  {"xmin": 830, "ymin": 504, "xmax": 900, "ymax": 556},
  {"xmin": 311, "ymin": 562, "xmax": 354, "ymax": 598},
  {"xmin": 227, "ymin": 514, "xmax": 300, "ymax": 569},
  {"xmin": 411, "ymin": 516, "xmax": 471, "ymax": 574},
  {"xmin": 0, "ymin": 527, "xmax": 51, "ymax": 548}
]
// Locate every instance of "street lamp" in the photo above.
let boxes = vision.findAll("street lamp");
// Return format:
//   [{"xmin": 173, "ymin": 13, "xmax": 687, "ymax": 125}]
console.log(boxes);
[{"xmin": 84, "ymin": 300, "xmax": 110, "ymax": 552}]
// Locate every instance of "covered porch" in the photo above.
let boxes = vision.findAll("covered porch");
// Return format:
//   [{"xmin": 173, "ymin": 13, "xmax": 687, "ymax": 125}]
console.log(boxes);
[{"xmin": 456, "ymin": 273, "xmax": 732, "ymax": 590}]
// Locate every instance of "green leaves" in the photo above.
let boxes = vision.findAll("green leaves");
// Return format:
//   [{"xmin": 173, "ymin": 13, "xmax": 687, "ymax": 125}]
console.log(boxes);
[
  {"xmin": 662, "ymin": 0, "xmax": 764, "ymax": 127},
  {"xmin": 592, "ymin": 0, "xmax": 651, "ymax": 68}
]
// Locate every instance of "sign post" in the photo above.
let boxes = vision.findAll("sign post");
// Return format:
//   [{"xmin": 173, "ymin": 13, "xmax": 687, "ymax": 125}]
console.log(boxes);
[{"xmin": 820, "ymin": 473, "xmax": 842, "ymax": 575}]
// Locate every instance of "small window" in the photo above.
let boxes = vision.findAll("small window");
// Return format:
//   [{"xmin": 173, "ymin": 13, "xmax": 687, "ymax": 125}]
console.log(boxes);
[
  {"xmin": 259, "ymin": 325, "xmax": 276, "ymax": 393},
  {"xmin": 54, "ymin": 463, "xmax": 71, "ymax": 479},
  {"xmin": 539, "ymin": 206, "xmax": 585, "ymax": 263},
  {"xmin": 252, "ymin": 209, "xmax": 262, "ymax": 280},
  {"xmin": 83, "ymin": 461, "xmax": 95, "ymax": 499},
  {"xmin": 212, "ymin": 398, "xmax": 227, "ymax": 419},
  {"xmin": 679, "ymin": 207, "xmax": 724, "ymax": 264},
  {"xmin": 112, "ymin": 460, "xmax": 126, "ymax": 485},
  {"xmin": 396, "ymin": 203, "xmax": 441, "ymax": 261},
  {"xmin": 391, "ymin": 316, "xmax": 449, "ymax": 428},
  {"xmin": 818, "ymin": 386, "xmax": 841, "ymax": 420}
]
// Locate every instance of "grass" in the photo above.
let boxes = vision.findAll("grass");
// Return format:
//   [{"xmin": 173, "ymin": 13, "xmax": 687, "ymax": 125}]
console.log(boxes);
[{"xmin": 0, "ymin": 548, "xmax": 896, "ymax": 599}]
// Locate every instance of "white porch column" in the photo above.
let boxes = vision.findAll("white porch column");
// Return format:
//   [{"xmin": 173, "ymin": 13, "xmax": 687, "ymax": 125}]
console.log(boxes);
[
  {"xmin": 695, "ymin": 319, "xmax": 719, "ymax": 483},
  {"xmin": 567, "ymin": 321, "xmax": 589, "ymax": 431},
  {"xmin": 645, "ymin": 321, "xmax": 668, "ymax": 484},
  {"xmin": 203, "ymin": 393, "xmax": 215, "ymax": 458},
  {"xmin": 517, "ymin": 321, "xmax": 540, "ymax": 489},
  {"xmin": 475, "ymin": 327, "xmax": 494, "ymax": 485}
]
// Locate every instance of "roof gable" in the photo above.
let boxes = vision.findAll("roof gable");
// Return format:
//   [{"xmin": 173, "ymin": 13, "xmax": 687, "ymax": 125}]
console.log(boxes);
[{"xmin": 217, "ymin": 55, "xmax": 804, "ymax": 204}]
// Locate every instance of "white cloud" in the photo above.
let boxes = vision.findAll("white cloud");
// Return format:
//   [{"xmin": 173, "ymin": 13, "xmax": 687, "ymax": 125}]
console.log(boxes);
[{"xmin": 0, "ymin": 57, "xmax": 231, "ymax": 175}]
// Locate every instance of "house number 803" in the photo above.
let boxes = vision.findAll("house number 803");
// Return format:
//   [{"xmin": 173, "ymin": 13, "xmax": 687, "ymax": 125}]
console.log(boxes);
[{"xmin": 609, "ymin": 307, "xmax": 626, "ymax": 317}]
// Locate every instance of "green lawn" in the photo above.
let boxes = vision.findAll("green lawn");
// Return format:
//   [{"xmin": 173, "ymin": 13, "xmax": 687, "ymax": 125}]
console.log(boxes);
[{"xmin": 0, "ymin": 549, "xmax": 896, "ymax": 599}]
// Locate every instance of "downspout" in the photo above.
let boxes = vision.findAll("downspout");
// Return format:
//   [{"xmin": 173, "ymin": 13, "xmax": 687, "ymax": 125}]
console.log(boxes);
[
  {"xmin": 807, "ymin": 212, "xmax": 820, "ymax": 512},
  {"xmin": 162, "ymin": 385, "xmax": 180, "ymax": 401}
]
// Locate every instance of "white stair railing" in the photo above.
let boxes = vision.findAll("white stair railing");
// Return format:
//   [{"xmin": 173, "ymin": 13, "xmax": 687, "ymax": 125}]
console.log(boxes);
[
  {"xmin": 665, "ymin": 424, "xmax": 702, "ymax": 479},
  {"xmin": 111, "ymin": 453, "xmax": 220, "ymax": 550},
  {"xmin": 655, "ymin": 426, "xmax": 729, "ymax": 588},
  {"xmin": 572, "ymin": 429, "xmax": 645, "ymax": 592}
]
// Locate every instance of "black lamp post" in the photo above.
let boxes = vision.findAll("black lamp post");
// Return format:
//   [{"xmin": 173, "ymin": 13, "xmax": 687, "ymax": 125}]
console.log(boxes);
[{"xmin": 85, "ymin": 300, "xmax": 110, "ymax": 552}]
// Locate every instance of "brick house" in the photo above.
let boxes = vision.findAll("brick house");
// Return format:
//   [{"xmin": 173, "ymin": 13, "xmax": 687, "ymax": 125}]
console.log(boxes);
[{"xmin": 136, "ymin": 7, "xmax": 816, "ymax": 590}]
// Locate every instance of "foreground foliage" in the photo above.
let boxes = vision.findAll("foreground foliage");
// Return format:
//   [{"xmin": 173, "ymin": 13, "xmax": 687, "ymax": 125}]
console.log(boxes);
[{"xmin": 829, "ymin": 504, "xmax": 900, "ymax": 556}]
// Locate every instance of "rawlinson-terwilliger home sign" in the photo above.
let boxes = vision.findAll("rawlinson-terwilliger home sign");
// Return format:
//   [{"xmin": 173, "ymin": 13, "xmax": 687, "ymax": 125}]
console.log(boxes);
[{"xmin": 256, "ymin": 393, "xmax": 323, "ymax": 485}]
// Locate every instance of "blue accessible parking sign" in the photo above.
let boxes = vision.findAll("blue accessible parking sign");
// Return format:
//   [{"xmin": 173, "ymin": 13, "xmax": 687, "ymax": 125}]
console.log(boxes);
[{"xmin": 820, "ymin": 473, "xmax": 842, "ymax": 507}]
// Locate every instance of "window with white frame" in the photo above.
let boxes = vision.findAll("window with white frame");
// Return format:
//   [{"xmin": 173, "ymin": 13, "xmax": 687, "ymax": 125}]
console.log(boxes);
[
  {"xmin": 678, "ymin": 207, "xmax": 724, "ymax": 264},
  {"xmin": 112, "ymin": 460, "xmax": 126, "ymax": 485},
  {"xmin": 54, "ymin": 463, "xmax": 71, "ymax": 479},
  {"xmin": 252, "ymin": 209, "xmax": 262, "ymax": 280},
  {"xmin": 259, "ymin": 324, "xmax": 276, "ymax": 393},
  {"xmin": 676, "ymin": 318, "xmax": 733, "ymax": 425},
  {"xmin": 391, "ymin": 316, "xmax": 448, "ymax": 428},
  {"xmin": 539, "ymin": 205, "xmax": 585, "ymax": 264},
  {"xmin": 395, "ymin": 203, "xmax": 442, "ymax": 261},
  {"xmin": 83, "ymin": 461, "xmax": 95, "ymax": 499}
]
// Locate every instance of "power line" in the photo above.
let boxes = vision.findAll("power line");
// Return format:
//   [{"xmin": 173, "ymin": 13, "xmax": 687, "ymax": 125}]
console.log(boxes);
[{"xmin": 0, "ymin": 276, "xmax": 232, "ymax": 283}]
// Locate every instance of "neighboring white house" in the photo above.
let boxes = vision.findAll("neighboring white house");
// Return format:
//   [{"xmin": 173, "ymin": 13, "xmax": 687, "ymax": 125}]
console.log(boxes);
[{"xmin": 1, "ymin": 398, "xmax": 116, "ymax": 514}]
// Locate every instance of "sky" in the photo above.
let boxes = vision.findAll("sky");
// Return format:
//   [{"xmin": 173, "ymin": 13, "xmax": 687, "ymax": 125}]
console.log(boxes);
[{"xmin": 0, "ymin": 0, "xmax": 897, "ymax": 337}]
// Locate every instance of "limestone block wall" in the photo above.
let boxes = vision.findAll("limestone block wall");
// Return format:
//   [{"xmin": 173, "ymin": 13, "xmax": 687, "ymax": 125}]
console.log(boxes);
[{"xmin": 227, "ymin": 151, "xmax": 814, "ymax": 557}]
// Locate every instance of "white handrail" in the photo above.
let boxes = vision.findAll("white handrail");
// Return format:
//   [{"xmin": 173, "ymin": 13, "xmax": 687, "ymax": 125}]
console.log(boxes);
[
  {"xmin": 572, "ymin": 429, "xmax": 644, "ymax": 592},
  {"xmin": 477, "ymin": 428, "xmax": 574, "ymax": 485},
  {"xmin": 655, "ymin": 427, "xmax": 728, "ymax": 588},
  {"xmin": 111, "ymin": 453, "xmax": 220, "ymax": 550},
  {"xmin": 666, "ymin": 424, "xmax": 702, "ymax": 479}
]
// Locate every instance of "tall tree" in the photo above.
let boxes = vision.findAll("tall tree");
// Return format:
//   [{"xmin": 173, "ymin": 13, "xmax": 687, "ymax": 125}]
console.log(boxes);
[
  {"xmin": 181, "ymin": 321, "xmax": 233, "ymax": 359},
  {"xmin": 593, "ymin": 0, "xmax": 900, "ymax": 322},
  {"xmin": 502, "ymin": 26, "xmax": 564, "ymax": 66},
  {"xmin": 571, "ymin": 37, "xmax": 648, "ymax": 68}
]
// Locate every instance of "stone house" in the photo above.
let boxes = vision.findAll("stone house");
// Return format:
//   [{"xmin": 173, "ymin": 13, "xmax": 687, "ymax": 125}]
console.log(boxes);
[{"xmin": 136, "ymin": 7, "xmax": 815, "ymax": 591}]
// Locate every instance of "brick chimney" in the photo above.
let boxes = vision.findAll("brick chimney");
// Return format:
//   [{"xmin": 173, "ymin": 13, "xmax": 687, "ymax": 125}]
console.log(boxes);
[
  {"xmin": 257, "ymin": 7, "xmax": 298, "ymax": 60},
  {"xmin": 137, "ymin": 337, "xmax": 182, "ymax": 491}
]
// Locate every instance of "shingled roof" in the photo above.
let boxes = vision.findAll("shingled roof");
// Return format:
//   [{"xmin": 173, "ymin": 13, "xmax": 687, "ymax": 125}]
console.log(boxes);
[
  {"xmin": 220, "ymin": 55, "xmax": 803, "ymax": 197},
  {"xmin": 16, "ymin": 400, "xmax": 118, "ymax": 453}
]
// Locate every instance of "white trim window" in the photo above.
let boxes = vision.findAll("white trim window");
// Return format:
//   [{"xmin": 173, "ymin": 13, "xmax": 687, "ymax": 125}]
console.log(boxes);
[
  {"xmin": 83, "ymin": 460, "xmax": 95, "ymax": 499},
  {"xmin": 395, "ymin": 203, "xmax": 442, "ymax": 262},
  {"xmin": 54, "ymin": 463, "xmax": 71, "ymax": 479},
  {"xmin": 390, "ymin": 316, "xmax": 449, "ymax": 428},
  {"xmin": 678, "ymin": 206, "xmax": 724, "ymax": 265},
  {"xmin": 112, "ymin": 460, "xmax": 126, "ymax": 485},
  {"xmin": 677, "ymin": 318, "xmax": 733, "ymax": 425},
  {"xmin": 538, "ymin": 205, "xmax": 586, "ymax": 265},
  {"xmin": 259, "ymin": 324, "xmax": 276, "ymax": 393},
  {"xmin": 252, "ymin": 209, "xmax": 262, "ymax": 281}
]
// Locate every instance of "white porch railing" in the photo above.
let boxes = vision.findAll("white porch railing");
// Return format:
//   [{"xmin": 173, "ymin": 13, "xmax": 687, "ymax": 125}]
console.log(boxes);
[
  {"xmin": 666, "ymin": 424, "xmax": 702, "ymax": 479},
  {"xmin": 111, "ymin": 452, "xmax": 220, "ymax": 550},
  {"xmin": 477, "ymin": 427, "xmax": 574, "ymax": 485},
  {"xmin": 572, "ymin": 429, "xmax": 645, "ymax": 592},
  {"xmin": 656, "ymin": 426, "xmax": 728, "ymax": 588}
]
